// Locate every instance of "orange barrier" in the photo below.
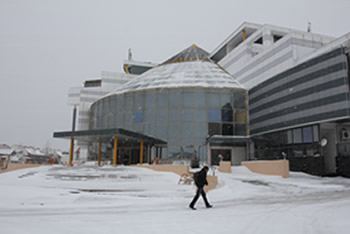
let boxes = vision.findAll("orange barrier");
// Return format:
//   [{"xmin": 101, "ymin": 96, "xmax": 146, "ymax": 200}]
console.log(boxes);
[
  {"xmin": 218, "ymin": 161, "xmax": 232, "ymax": 173},
  {"xmin": 241, "ymin": 160, "xmax": 290, "ymax": 178},
  {"xmin": 0, "ymin": 163, "xmax": 42, "ymax": 174}
]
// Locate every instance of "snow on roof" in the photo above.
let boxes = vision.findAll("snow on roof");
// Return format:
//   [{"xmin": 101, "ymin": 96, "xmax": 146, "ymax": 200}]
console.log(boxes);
[
  {"xmin": 105, "ymin": 45, "xmax": 244, "ymax": 97},
  {"xmin": 25, "ymin": 148, "xmax": 45, "ymax": 156},
  {"xmin": 0, "ymin": 148, "xmax": 14, "ymax": 155}
]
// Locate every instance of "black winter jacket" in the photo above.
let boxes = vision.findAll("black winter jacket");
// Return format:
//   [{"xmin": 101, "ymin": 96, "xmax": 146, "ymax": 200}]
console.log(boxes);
[{"xmin": 194, "ymin": 168, "xmax": 208, "ymax": 188}]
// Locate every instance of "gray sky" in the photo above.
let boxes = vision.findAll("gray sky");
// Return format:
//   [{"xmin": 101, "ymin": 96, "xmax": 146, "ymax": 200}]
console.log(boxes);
[{"xmin": 1, "ymin": 0, "xmax": 349, "ymax": 150}]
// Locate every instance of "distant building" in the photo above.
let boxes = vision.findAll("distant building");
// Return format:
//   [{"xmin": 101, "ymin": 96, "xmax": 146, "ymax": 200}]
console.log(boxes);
[
  {"xmin": 11, "ymin": 145, "xmax": 50, "ymax": 164},
  {"xmin": 0, "ymin": 144, "xmax": 14, "ymax": 169}
]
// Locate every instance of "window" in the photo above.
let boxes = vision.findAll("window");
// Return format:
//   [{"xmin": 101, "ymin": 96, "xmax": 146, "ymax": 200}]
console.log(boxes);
[
  {"xmin": 254, "ymin": 37, "xmax": 263, "ymax": 44},
  {"xmin": 208, "ymin": 123, "xmax": 221, "ymax": 136},
  {"xmin": 182, "ymin": 109, "xmax": 195, "ymax": 121},
  {"xmin": 208, "ymin": 93, "xmax": 220, "ymax": 107},
  {"xmin": 133, "ymin": 111, "xmax": 143, "ymax": 123},
  {"xmin": 273, "ymin": 35, "xmax": 283, "ymax": 42},
  {"xmin": 293, "ymin": 129, "xmax": 302, "ymax": 143},
  {"xmin": 235, "ymin": 124, "xmax": 246, "ymax": 136},
  {"xmin": 234, "ymin": 90, "xmax": 246, "ymax": 109},
  {"xmin": 313, "ymin": 125, "xmax": 319, "ymax": 142},
  {"xmin": 169, "ymin": 91, "xmax": 181, "ymax": 108},
  {"xmin": 195, "ymin": 92, "xmax": 206, "ymax": 108},
  {"xmin": 182, "ymin": 92, "xmax": 194, "ymax": 108},
  {"xmin": 235, "ymin": 110, "xmax": 246, "ymax": 123},
  {"xmin": 303, "ymin": 127, "xmax": 313, "ymax": 143},
  {"xmin": 208, "ymin": 109, "xmax": 221, "ymax": 122},
  {"xmin": 157, "ymin": 91, "xmax": 168, "ymax": 108},
  {"xmin": 222, "ymin": 124, "xmax": 234, "ymax": 135},
  {"xmin": 145, "ymin": 93, "xmax": 156, "ymax": 109},
  {"xmin": 287, "ymin": 130, "xmax": 293, "ymax": 144},
  {"xmin": 221, "ymin": 103, "xmax": 233, "ymax": 122}
]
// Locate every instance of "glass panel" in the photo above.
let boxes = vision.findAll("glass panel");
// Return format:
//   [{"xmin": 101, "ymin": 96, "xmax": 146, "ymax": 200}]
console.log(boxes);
[
  {"xmin": 235, "ymin": 124, "xmax": 246, "ymax": 136},
  {"xmin": 157, "ymin": 91, "xmax": 168, "ymax": 108},
  {"xmin": 116, "ymin": 94, "xmax": 124, "ymax": 113},
  {"xmin": 116, "ymin": 113, "xmax": 123, "ymax": 127},
  {"xmin": 144, "ymin": 123, "xmax": 155, "ymax": 136},
  {"xmin": 293, "ymin": 128, "xmax": 302, "ymax": 143},
  {"xmin": 195, "ymin": 109, "xmax": 207, "ymax": 122},
  {"xmin": 221, "ymin": 108, "xmax": 233, "ymax": 122},
  {"xmin": 303, "ymin": 127, "xmax": 313, "ymax": 143},
  {"xmin": 221, "ymin": 93, "xmax": 232, "ymax": 107},
  {"xmin": 125, "ymin": 94, "xmax": 134, "ymax": 111},
  {"xmin": 222, "ymin": 123, "xmax": 234, "ymax": 135},
  {"xmin": 125, "ymin": 111, "xmax": 133, "ymax": 124},
  {"xmin": 235, "ymin": 110, "xmax": 246, "ymax": 123},
  {"xmin": 195, "ymin": 122, "xmax": 207, "ymax": 138},
  {"xmin": 133, "ymin": 111, "xmax": 143, "ymax": 123},
  {"xmin": 135, "ymin": 94, "xmax": 144, "ymax": 111},
  {"xmin": 207, "ymin": 93, "xmax": 220, "ymax": 107},
  {"xmin": 169, "ymin": 90, "xmax": 181, "ymax": 108},
  {"xmin": 208, "ymin": 123, "xmax": 221, "ymax": 136},
  {"xmin": 182, "ymin": 109, "xmax": 195, "ymax": 121},
  {"xmin": 195, "ymin": 91, "xmax": 206, "ymax": 108},
  {"xmin": 234, "ymin": 90, "xmax": 246, "ymax": 109},
  {"xmin": 168, "ymin": 123, "xmax": 181, "ymax": 138},
  {"xmin": 134, "ymin": 123, "xmax": 143, "ymax": 132},
  {"xmin": 287, "ymin": 130, "xmax": 293, "ymax": 144},
  {"xmin": 313, "ymin": 125, "xmax": 319, "ymax": 142},
  {"xmin": 144, "ymin": 110, "xmax": 155, "ymax": 122},
  {"xmin": 182, "ymin": 122, "xmax": 194, "ymax": 138},
  {"xmin": 157, "ymin": 109, "xmax": 168, "ymax": 122},
  {"xmin": 156, "ymin": 123, "xmax": 168, "ymax": 138},
  {"xmin": 182, "ymin": 92, "xmax": 194, "ymax": 108},
  {"xmin": 169, "ymin": 109, "xmax": 181, "ymax": 122},
  {"xmin": 208, "ymin": 109, "xmax": 221, "ymax": 122},
  {"xmin": 145, "ymin": 92, "xmax": 156, "ymax": 109}
]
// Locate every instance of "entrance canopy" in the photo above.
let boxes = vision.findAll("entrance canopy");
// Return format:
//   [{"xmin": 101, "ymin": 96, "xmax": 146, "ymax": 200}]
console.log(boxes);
[
  {"xmin": 206, "ymin": 135, "xmax": 250, "ymax": 145},
  {"xmin": 53, "ymin": 128, "xmax": 167, "ymax": 146}
]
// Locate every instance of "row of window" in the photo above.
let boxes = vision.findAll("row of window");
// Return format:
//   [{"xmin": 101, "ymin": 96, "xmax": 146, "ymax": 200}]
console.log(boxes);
[
  {"xmin": 254, "ymin": 125, "xmax": 320, "ymax": 148},
  {"xmin": 92, "ymin": 88, "xmax": 246, "ymax": 115},
  {"xmin": 208, "ymin": 122, "xmax": 246, "ymax": 136}
]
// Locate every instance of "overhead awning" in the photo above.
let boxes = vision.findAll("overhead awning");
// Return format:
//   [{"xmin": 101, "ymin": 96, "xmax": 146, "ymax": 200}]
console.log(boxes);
[
  {"xmin": 206, "ymin": 135, "xmax": 250, "ymax": 145},
  {"xmin": 53, "ymin": 128, "xmax": 167, "ymax": 146}
]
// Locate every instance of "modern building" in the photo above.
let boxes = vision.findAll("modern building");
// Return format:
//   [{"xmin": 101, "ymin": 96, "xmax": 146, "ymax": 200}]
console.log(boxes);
[
  {"xmin": 212, "ymin": 22, "xmax": 350, "ymax": 176},
  {"xmin": 55, "ymin": 22, "xmax": 350, "ymax": 176}
]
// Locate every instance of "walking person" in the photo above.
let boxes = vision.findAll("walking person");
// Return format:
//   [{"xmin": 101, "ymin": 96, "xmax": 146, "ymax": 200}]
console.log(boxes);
[{"xmin": 189, "ymin": 166, "xmax": 213, "ymax": 210}]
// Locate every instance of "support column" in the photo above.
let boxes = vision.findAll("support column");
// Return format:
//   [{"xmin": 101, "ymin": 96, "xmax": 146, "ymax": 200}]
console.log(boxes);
[
  {"xmin": 69, "ymin": 137, "xmax": 74, "ymax": 166},
  {"xmin": 139, "ymin": 140, "xmax": 144, "ymax": 165},
  {"xmin": 98, "ymin": 137, "xmax": 102, "ymax": 166},
  {"xmin": 69, "ymin": 105, "xmax": 77, "ymax": 166},
  {"xmin": 113, "ymin": 136, "xmax": 118, "ymax": 166},
  {"xmin": 242, "ymin": 29, "xmax": 246, "ymax": 41}
]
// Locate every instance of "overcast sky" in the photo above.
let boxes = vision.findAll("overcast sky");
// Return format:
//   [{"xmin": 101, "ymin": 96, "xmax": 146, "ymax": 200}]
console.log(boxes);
[{"xmin": 0, "ymin": 0, "xmax": 349, "ymax": 150}]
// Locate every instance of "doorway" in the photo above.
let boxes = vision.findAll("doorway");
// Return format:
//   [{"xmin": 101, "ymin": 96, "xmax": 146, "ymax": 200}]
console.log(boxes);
[{"xmin": 211, "ymin": 149, "xmax": 232, "ymax": 166}]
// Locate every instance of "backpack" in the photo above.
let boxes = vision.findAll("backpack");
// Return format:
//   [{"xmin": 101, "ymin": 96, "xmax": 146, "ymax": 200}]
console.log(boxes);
[{"xmin": 193, "ymin": 171, "xmax": 200, "ymax": 183}]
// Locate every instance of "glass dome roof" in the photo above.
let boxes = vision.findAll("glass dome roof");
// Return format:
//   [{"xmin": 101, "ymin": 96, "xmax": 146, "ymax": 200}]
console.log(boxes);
[{"xmin": 107, "ymin": 45, "xmax": 244, "ymax": 96}]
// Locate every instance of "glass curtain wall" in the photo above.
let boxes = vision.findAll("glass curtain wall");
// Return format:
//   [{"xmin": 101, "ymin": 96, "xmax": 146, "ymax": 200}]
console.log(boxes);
[{"xmin": 90, "ymin": 87, "xmax": 248, "ymax": 160}]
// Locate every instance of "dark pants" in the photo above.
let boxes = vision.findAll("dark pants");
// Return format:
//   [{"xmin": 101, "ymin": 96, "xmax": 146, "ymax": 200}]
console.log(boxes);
[{"xmin": 190, "ymin": 186, "xmax": 210, "ymax": 207}]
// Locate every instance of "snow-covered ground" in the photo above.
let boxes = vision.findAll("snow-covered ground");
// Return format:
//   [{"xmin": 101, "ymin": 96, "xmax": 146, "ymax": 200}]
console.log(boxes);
[{"xmin": 1, "ymin": 165, "xmax": 350, "ymax": 234}]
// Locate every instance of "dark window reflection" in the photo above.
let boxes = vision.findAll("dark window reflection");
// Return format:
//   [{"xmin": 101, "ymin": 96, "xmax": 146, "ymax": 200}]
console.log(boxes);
[
  {"xmin": 234, "ymin": 90, "xmax": 246, "ymax": 109},
  {"xmin": 208, "ymin": 123, "xmax": 221, "ymax": 136},
  {"xmin": 222, "ymin": 123, "xmax": 233, "ymax": 135},
  {"xmin": 221, "ymin": 103, "xmax": 233, "ymax": 122},
  {"xmin": 235, "ymin": 124, "xmax": 246, "ymax": 136}
]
